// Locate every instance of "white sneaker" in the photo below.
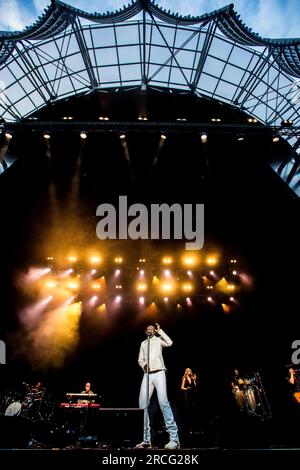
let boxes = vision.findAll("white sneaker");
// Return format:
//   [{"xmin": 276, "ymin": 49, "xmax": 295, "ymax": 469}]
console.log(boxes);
[
  {"xmin": 164, "ymin": 440, "xmax": 180, "ymax": 450},
  {"xmin": 135, "ymin": 441, "xmax": 151, "ymax": 449}
]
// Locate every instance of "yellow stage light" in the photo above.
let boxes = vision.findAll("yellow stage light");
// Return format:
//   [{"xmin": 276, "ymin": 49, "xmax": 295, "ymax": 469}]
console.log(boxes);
[
  {"xmin": 162, "ymin": 257, "xmax": 173, "ymax": 265},
  {"xmin": 182, "ymin": 283, "xmax": 193, "ymax": 292},
  {"xmin": 182, "ymin": 253, "xmax": 199, "ymax": 267},
  {"xmin": 137, "ymin": 283, "xmax": 147, "ymax": 292},
  {"xmin": 68, "ymin": 256, "xmax": 77, "ymax": 263},
  {"xmin": 89, "ymin": 255, "xmax": 101, "ymax": 265},
  {"xmin": 222, "ymin": 303, "xmax": 231, "ymax": 313},
  {"xmin": 46, "ymin": 281, "xmax": 57, "ymax": 289},
  {"xmin": 68, "ymin": 282, "xmax": 79, "ymax": 290},
  {"xmin": 114, "ymin": 257, "xmax": 123, "ymax": 264},
  {"xmin": 161, "ymin": 282, "xmax": 175, "ymax": 294},
  {"xmin": 206, "ymin": 256, "xmax": 218, "ymax": 266},
  {"xmin": 227, "ymin": 284, "xmax": 235, "ymax": 291},
  {"xmin": 92, "ymin": 283, "xmax": 101, "ymax": 290}
]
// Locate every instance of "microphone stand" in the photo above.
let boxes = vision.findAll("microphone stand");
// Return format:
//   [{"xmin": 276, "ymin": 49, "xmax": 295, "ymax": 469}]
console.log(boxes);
[{"xmin": 145, "ymin": 333, "xmax": 150, "ymax": 444}]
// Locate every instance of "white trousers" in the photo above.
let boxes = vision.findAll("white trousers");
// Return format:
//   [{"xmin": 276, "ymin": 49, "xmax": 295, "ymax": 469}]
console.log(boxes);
[{"xmin": 139, "ymin": 370, "xmax": 179, "ymax": 443}]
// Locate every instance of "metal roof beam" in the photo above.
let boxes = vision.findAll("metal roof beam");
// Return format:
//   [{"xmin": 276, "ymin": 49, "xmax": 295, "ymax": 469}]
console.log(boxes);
[
  {"xmin": 14, "ymin": 43, "xmax": 55, "ymax": 102},
  {"xmin": 277, "ymin": 137, "xmax": 300, "ymax": 175},
  {"xmin": 190, "ymin": 20, "xmax": 218, "ymax": 91},
  {"xmin": 71, "ymin": 18, "xmax": 98, "ymax": 89},
  {"xmin": 234, "ymin": 47, "xmax": 274, "ymax": 107},
  {"xmin": 286, "ymin": 150, "xmax": 300, "ymax": 184}
]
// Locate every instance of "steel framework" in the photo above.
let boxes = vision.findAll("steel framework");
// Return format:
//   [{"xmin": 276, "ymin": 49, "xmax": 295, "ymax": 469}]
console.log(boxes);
[{"xmin": 0, "ymin": 1, "xmax": 300, "ymax": 194}]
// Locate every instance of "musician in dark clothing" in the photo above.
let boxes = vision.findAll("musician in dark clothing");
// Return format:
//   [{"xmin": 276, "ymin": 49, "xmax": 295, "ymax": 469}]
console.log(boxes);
[
  {"xmin": 288, "ymin": 368, "xmax": 300, "ymax": 392},
  {"xmin": 181, "ymin": 368, "xmax": 198, "ymax": 433}
]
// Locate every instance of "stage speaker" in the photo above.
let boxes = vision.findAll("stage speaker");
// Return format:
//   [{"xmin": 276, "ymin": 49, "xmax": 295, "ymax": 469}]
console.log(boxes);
[
  {"xmin": 94, "ymin": 408, "xmax": 144, "ymax": 444},
  {"xmin": 0, "ymin": 416, "xmax": 31, "ymax": 448}
]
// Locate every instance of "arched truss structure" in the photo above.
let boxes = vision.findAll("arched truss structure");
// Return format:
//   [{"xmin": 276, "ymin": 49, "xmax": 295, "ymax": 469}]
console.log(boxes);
[{"xmin": 0, "ymin": 0, "xmax": 300, "ymax": 194}]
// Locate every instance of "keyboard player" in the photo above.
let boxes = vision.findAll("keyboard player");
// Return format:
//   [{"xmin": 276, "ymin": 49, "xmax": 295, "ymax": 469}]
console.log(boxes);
[{"xmin": 77, "ymin": 382, "xmax": 95, "ymax": 404}]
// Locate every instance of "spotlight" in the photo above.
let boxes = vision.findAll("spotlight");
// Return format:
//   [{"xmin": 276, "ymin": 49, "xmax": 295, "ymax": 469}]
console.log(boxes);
[
  {"xmin": 232, "ymin": 270, "xmax": 238, "ymax": 275},
  {"xmin": 161, "ymin": 282, "xmax": 174, "ymax": 293},
  {"xmin": 114, "ymin": 257, "xmax": 123, "ymax": 264},
  {"xmin": 4, "ymin": 132, "xmax": 12, "ymax": 140},
  {"xmin": 163, "ymin": 269, "xmax": 171, "ymax": 278},
  {"xmin": 182, "ymin": 254, "xmax": 198, "ymax": 267},
  {"xmin": 138, "ymin": 116, "xmax": 148, "ymax": 121},
  {"xmin": 137, "ymin": 283, "xmax": 147, "ymax": 292},
  {"xmin": 91, "ymin": 269, "xmax": 97, "ymax": 275},
  {"xmin": 139, "ymin": 258, "xmax": 146, "ymax": 263},
  {"xmin": 80, "ymin": 131, "xmax": 87, "ymax": 139},
  {"xmin": 62, "ymin": 116, "xmax": 73, "ymax": 120},
  {"xmin": 186, "ymin": 297, "xmax": 192, "ymax": 306},
  {"xmin": 230, "ymin": 259, "xmax": 237, "ymax": 264},
  {"xmin": 89, "ymin": 255, "xmax": 101, "ymax": 265},
  {"xmin": 68, "ymin": 256, "xmax": 77, "ymax": 263},
  {"xmin": 176, "ymin": 118, "xmax": 187, "ymax": 122},
  {"xmin": 207, "ymin": 256, "xmax": 217, "ymax": 265},
  {"xmin": 120, "ymin": 134, "xmax": 126, "ymax": 140},
  {"xmin": 272, "ymin": 136, "xmax": 280, "ymax": 142},
  {"xmin": 211, "ymin": 118, "xmax": 221, "ymax": 122},
  {"xmin": 115, "ymin": 269, "xmax": 121, "ymax": 277},
  {"xmin": 163, "ymin": 297, "xmax": 169, "ymax": 302},
  {"xmin": 139, "ymin": 297, "xmax": 145, "ymax": 305},
  {"xmin": 281, "ymin": 119, "xmax": 293, "ymax": 127},
  {"xmin": 187, "ymin": 270, "xmax": 193, "ymax": 277},
  {"xmin": 237, "ymin": 133, "xmax": 245, "ymax": 141},
  {"xmin": 92, "ymin": 283, "xmax": 101, "ymax": 290},
  {"xmin": 160, "ymin": 134, "xmax": 167, "ymax": 140},
  {"xmin": 139, "ymin": 270, "xmax": 145, "ymax": 277},
  {"xmin": 209, "ymin": 270, "xmax": 215, "ymax": 276},
  {"xmin": 68, "ymin": 282, "xmax": 79, "ymax": 290},
  {"xmin": 162, "ymin": 257, "xmax": 173, "ymax": 265},
  {"xmin": 91, "ymin": 295, "xmax": 98, "ymax": 303},
  {"xmin": 46, "ymin": 256, "xmax": 54, "ymax": 261},
  {"xmin": 200, "ymin": 132, "xmax": 208, "ymax": 143},
  {"xmin": 115, "ymin": 285, "xmax": 122, "ymax": 289},
  {"xmin": 207, "ymin": 296, "xmax": 213, "ymax": 302},
  {"xmin": 43, "ymin": 132, "xmax": 51, "ymax": 140},
  {"xmin": 227, "ymin": 284, "xmax": 235, "ymax": 291},
  {"xmin": 182, "ymin": 283, "xmax": 193, "ymax": 292},
  {"xmin": 115, "ymin": 296, "xmax": 122, "ymax": 303},
  {"xmin": 247, "ymin": 117, "xmax": 257, "ymax": 123},
  {"xmin": 46, "ymin": 281, "xmax": 57, "ymax": 288},
  {"xmin": 229, "ymin": 297, "xmax": 234, "ymax": 301},
  {"xmin": 98, "ymin": 116, "xmax": 109, "ymax": 121}
]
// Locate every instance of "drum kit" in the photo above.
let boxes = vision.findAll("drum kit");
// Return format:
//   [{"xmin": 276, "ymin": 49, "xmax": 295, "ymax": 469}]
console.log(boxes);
[
  {"xmin": 1, "ymin": 383, "xmax": 55, "ymax": 422},
  {"xmin": 232, "ymin": 372, "xmax": 272, "ymax": 417}
]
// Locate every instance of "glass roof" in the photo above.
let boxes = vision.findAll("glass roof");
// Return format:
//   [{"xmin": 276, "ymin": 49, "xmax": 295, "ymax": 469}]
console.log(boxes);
[{"xmin": 0, "ymin": 1, "xmax": 300, "ymax": 195}]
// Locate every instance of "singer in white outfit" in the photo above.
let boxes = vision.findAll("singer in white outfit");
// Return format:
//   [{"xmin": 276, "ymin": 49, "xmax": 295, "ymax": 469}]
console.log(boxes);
[{"xmin": 135, "ymin": 323, "xmax": 180, "ymax": 449}]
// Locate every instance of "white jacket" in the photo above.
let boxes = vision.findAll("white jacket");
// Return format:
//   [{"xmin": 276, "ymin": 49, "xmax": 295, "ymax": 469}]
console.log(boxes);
[{"xmin": 138, "ymin": 329, "xmax": 173, "ymax": 372}]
